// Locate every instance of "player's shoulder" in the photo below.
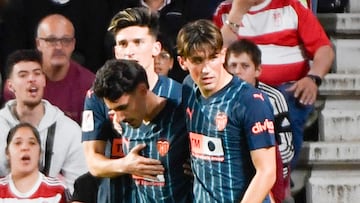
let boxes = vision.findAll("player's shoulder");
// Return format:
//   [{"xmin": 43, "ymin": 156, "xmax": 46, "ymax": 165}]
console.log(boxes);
[
  {"xmin": 231, "ymin": 78, "xmax": 270, "ymax": 104},
  {"xmin": 158, "ymin": 75, "xmax": 182, "ymax": 88}
]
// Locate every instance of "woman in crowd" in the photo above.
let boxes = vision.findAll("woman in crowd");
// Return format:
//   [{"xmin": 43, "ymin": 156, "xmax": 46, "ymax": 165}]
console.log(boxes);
[{"xmin": 0, "ymin": 123, "xmax": 69, "ymax": 202}]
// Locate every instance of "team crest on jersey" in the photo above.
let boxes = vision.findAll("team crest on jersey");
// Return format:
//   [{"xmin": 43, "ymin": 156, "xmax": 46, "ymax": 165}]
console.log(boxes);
[
  {"xmin": 215, "ymin": 112, "xmax": 227, "ymax": 131},
  {"xmin": 157, "ymin": 139, "xmax": 170, "ymax": 156}
]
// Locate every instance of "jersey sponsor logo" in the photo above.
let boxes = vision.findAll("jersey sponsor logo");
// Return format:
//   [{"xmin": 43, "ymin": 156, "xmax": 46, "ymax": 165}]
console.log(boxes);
[
  {"xmin": 81, "ymin": 110, "xmax": 94, "ymax": 132},
  {"xmin": 186, "ymin": 107, "xmax": 193, "ymax": 120},
  {"xmin": 157, "ymin": 139, "xmax": 169, "ymax": 156},
  {"xmin": 189, "ymin": 132, "xmax": 224, "ymax": 162},
  {"xmin": 86, "ymin": 89, "xmax": 94, "ymax": 98},
  {"xmin": 251, "ymin": 119, "xmax": 275, "ymax": 135},
  {"xmin": 253, "ymin": 93, "xmax": 265, "ymax": 101},
  {"xmin": 132, "ymin": 174, "xmax": 165, "ymax": 187},
  {"xmin": 111, "ymin": 138, "xmax": 125, "ymax": 158},
  {"xmin": 215, "ymin": 112, "xmax": 227, "ymax": 131}
]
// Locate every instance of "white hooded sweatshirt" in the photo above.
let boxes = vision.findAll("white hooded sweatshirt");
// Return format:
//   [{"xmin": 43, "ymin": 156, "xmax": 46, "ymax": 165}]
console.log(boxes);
[{"xmin": 0, "ymin": 99, "xmax": 88, "ymax": 193}]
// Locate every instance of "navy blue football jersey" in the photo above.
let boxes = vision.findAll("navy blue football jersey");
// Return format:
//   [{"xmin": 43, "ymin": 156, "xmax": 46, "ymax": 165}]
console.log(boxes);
[
  {"xmin": 121, "ymin": 99, "xmax": 192, "ymax": 203},
  {"xmin": 182, "ymin": 76, "xmax": 275, "ymax": 203},
  {"xmin": 82, "ymin": 76, "xmax": 182, "ymax": 203}
]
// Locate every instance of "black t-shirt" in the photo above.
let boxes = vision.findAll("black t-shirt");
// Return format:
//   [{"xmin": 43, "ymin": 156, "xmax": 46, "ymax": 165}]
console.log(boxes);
[{"xmin": 72, "ymin": 172, "xmax": 100, "ymax": 203}]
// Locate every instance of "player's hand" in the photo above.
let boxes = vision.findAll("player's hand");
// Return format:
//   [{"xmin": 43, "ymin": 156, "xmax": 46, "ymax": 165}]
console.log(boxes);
[
  {"xmin": 286, "ymin": 77, "xmax": 318, "ymax": 105},
  {"xmin": 122, "ymin": 143, "xmax": 164, "ymax": 180},
  {"xmin": 183, "ymin": 158, "xmax": 194, "ymax": 179}
]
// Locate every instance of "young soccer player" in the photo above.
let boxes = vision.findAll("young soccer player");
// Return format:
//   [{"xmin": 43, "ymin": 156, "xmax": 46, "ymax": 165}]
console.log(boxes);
[
  {"xmin": 225, "ymin": 39, "xmax": 294, "ymax": 202},
  {"xmin": 177, "ymin": 19, "xmax": 276, "ymax": 203},
  {"xmin": 82, "ymin": 7, "xmax": 183, "ymax": 202},
  {"xmin": 92, "ymin": 59, "xmax": 192, "ymax": 202}
]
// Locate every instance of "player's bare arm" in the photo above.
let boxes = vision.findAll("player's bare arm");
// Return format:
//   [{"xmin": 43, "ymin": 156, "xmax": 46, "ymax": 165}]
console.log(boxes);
[
  {"xmin": 241, "ymin": 146, "xmax": 276, "ymax": 203},
  {"xmin": 83, "ymin": 140, "xmax": 164, "ymax": 179}
]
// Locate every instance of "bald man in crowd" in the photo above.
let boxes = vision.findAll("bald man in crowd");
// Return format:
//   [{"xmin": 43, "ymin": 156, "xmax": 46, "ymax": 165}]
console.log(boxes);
[{"xmin": 3, "ymin": 14, "xmax": 95, "ymax": 124}]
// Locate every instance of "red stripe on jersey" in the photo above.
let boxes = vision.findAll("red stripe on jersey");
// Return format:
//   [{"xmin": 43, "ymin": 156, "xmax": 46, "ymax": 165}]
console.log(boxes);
[
  {"xmin": 239, "ymin": 29, "xmax": 299, "ymax": 47},
  {"xmin": 259, "ymin": 61, "xmax": 309, "ymax": 86}
]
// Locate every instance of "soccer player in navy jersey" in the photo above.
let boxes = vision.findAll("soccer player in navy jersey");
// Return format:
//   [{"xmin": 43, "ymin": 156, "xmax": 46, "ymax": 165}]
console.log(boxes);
[
  {"xmin": 81, "ymin": 7, "xmax": 182, "ymax": 202},
  {"xmin": 91, "ymin": 59, "xmax": 192, "ymax": 203},
  {"xmin": 177, "ymin": 19, "xmax": 276, "ymax": 203},
  {"xmin": 225, "ymin": 39, "xmax": 295, "ymax": 203}
]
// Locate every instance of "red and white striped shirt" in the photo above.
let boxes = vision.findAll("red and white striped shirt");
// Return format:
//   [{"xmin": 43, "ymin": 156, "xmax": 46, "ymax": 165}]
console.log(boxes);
[
  {"xmin": 214, "ymin": 0, "xmax": 331, "ymax": 86},
  {"xmin": 0, "ymin": 172, "xmax": 68, "ymax": 203}
]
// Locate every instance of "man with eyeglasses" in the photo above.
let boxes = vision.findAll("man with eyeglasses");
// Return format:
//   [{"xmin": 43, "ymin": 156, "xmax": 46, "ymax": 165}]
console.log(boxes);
[{"xmin": 3, "ymin": 14, "xmax": 95, "ymax": 124}]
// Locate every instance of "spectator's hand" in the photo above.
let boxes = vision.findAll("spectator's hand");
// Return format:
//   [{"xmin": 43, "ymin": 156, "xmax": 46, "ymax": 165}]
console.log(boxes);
[
  {"xmin": 122, "ymin": 143, "xmax": 164, "ymax": 180},
  {"xmin": 286, "ymin": 77, "xmax": 318, "ymax": 105}
]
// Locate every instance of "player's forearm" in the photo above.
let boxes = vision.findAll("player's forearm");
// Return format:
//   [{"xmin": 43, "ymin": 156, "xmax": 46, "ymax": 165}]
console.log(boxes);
[
  {"xmin": 86, "ymin": 153, "xmax": 127, "ymax": 178},
  {"xmin": 241, "ymin": 147, "xmax": 277, "ymax": 203},
  {"xmin": 82, "ymin": 141, "xmax": 128, "ymax": 178},
  {"xmin": 240, "ymin": 167, "xmax": 276, "ymax": 203}
]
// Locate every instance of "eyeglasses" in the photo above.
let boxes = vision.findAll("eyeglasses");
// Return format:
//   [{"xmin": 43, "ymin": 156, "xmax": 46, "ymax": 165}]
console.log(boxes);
[
  {"xmin": 38, "ymin": 37, "xmax": 74, "ymax": 46},
  {"xmin": 158, "ymin": 51, "xmax": 172, "ymax": 60}
]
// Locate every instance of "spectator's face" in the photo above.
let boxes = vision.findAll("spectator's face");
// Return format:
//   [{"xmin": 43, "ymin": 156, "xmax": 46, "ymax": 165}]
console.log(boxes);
[
  {"xmin": 36, "ymin": 16, "xmax": 75, "ymax": 69},
  {"xmin": 114, "ymin": 26, "xmax": 160, "ymax": 72},
  {"xmin": 154, "ymin": 49, "xmax": 173, "ymax": 76},
  {"xmin": 178, "ymin": 48, "xmax": 226, "ymax": 97},
  {"xmin": 226, "ymin": 53, "xmax": 260, "ymax": 86},
  {"xmin": 103, "ymin": 84, "xmax": 147, "ymax": 129},
  {"xmin": 6, "ymin": 127, "xmax": 41, "ymax": 175},
  {"xmin": 7, "ymin": 61, "xmax": 46, "ymax": 106}
]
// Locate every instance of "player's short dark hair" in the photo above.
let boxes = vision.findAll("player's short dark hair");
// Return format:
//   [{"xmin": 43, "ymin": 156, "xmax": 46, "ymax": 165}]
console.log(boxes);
[
  {"xmin": 93, "ymin": 59, "xmax": 149, "ymax": 102},
  {"xmin": 5, "ymin": 49, "xmax": 42, "ymax": 79}
]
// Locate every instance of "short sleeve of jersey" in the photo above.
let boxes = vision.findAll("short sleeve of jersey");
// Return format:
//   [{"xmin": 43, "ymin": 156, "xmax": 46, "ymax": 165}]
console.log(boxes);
[
  {"xmin": 81, "ymin": 89, "xmax": 113, "ymax": 141},
  {"xmin": 238, "ymin": 87, "xmax": 276, "ymax": 150}
]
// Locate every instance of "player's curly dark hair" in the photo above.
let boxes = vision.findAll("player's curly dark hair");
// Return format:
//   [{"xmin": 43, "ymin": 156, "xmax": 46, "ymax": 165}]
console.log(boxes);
[{"xmin": 93, "ymin": 59, "xmax": 149, "ymax": 102}]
